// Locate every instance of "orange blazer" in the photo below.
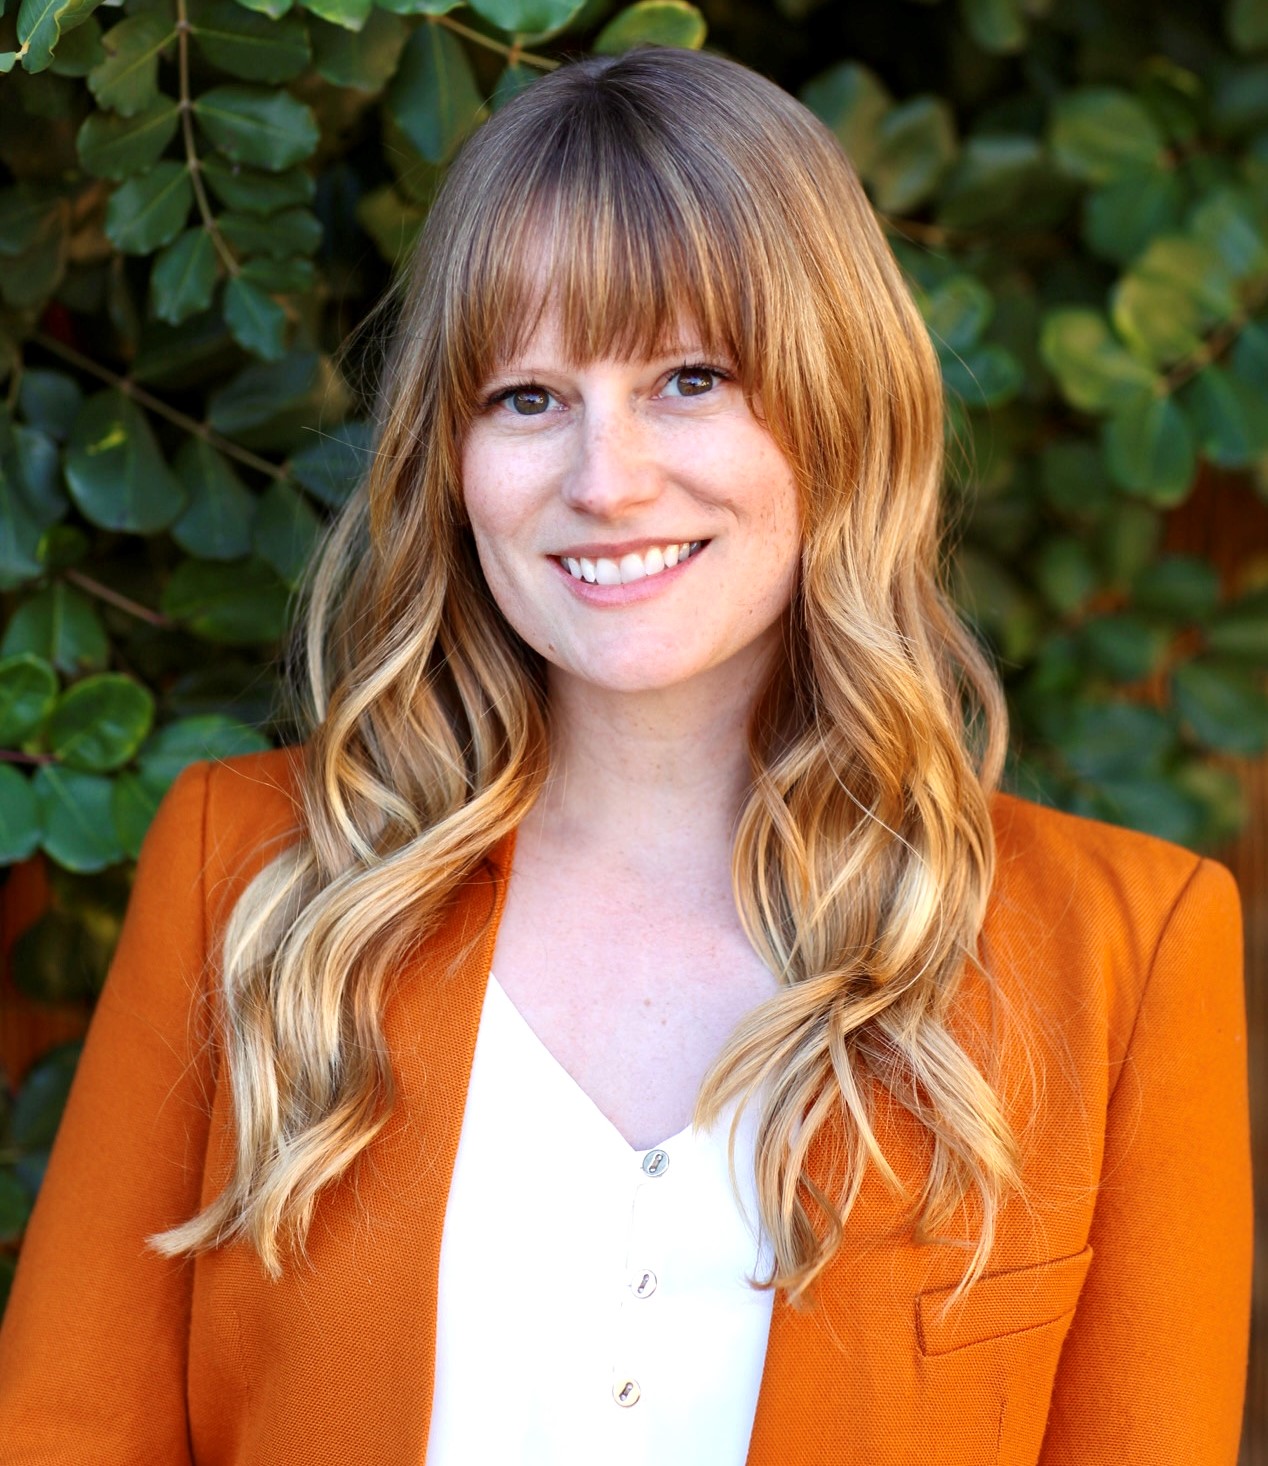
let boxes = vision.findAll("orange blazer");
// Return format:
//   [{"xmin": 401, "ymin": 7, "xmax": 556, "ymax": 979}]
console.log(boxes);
[{"xmin": 0, "ymin": 748, "xmax": 1252, "ymax": 1464}]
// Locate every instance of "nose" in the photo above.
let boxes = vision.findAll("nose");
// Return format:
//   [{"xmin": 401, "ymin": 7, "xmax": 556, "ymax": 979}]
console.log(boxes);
[{"xmin": 560, "ymin": 402, "xmax": 663, "ymax": 519}]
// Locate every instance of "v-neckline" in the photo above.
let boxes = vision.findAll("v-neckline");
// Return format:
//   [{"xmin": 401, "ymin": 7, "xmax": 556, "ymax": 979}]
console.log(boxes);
[{"xmin": 484, "ymin": 970, "xmax": 696, "ymax": 1157}]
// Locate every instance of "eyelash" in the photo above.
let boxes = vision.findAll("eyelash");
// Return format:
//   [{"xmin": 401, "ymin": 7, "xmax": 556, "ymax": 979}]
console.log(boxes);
[{"xmin": 484, "ymin": 362, "xmax": 733, "ymax": 414}]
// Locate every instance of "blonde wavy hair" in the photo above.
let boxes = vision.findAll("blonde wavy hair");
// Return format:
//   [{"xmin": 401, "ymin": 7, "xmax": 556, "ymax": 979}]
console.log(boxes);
[{"xmin": 153, "ymin": 46, "xmax": 1019, "ymax": 1300}]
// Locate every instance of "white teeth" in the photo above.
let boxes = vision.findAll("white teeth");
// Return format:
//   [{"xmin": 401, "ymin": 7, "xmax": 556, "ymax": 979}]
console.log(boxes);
[
  {"xmin": 618, "ymin": 552, "xmax": 647, "ymax": 584},
  {"xmin": 563, "ymin": 541, "xmax": 703, "ymax": 586}
]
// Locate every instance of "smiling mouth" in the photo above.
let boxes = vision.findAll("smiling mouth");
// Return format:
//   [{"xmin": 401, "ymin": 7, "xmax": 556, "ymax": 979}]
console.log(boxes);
[{"xmin": 556, "ymin": 541, "xmax": 707, "ymax": 585}]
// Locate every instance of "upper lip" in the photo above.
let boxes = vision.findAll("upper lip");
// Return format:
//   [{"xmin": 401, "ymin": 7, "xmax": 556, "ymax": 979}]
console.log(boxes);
[{"xmin": 549, "ymin": 537, "xmax": 707, "ymax": 559}]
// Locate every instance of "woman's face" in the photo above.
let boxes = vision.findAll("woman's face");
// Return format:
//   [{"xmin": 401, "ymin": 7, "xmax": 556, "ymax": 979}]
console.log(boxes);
[{"xmin": 461, "ymin": 306, "xmax": 802, "ymax": 698}]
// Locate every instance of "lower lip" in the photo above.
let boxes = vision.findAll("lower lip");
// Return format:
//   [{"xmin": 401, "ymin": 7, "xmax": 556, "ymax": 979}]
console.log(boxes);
[{"xmin": 550, "ymin": 546, "xmax": 708, "ymax": 605}]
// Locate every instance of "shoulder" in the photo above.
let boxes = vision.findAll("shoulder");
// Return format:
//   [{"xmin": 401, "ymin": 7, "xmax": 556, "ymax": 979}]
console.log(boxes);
[
  {"xmin": 150, "ymin": 745, "xmax": 308, "ymax": 929},
  {"xmin": 983, "ymin": 791, "xmax": 1240, "ymax": 1055}
]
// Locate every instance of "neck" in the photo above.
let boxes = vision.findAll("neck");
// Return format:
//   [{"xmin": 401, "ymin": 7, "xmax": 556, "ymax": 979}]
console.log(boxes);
[{"xmin": 528, "ymin": 649, "xmax": 775, "ymax": 866}]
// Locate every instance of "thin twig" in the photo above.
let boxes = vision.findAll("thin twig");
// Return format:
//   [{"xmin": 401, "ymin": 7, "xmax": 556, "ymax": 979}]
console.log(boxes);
[
  {"xmin": 175, "ymin": 0, "xmax": 238, "ymax": 275},
  {"xmin": 31, "ymin": 331, "xmax": 287, "ymax": 481},
  {"xmin": 432, "ymin": 12, "xmax": 559, "ymax": 70},
  {"xmin": 63, "ymin": 569, "xmax": 173, "ymax": 628}
]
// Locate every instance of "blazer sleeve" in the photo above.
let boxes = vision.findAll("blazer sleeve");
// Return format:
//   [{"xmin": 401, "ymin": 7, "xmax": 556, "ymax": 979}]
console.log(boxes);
[
  {"xmin": 0, "ymin": 761, "xmax": 215, "ymax": 1465},
  {"xmin": 1039, "ymin": 856, "xmax": 1253, "ymax": 1464}
]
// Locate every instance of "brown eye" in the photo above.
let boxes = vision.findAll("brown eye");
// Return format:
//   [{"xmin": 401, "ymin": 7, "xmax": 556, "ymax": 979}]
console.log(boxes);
[
  {"xmin": 502, "ymin": 386, "xmax": 553, "ymax": 415},
  {"xmin": 665, "ymin": 366, "xmax": 723, "ymax": 398}
]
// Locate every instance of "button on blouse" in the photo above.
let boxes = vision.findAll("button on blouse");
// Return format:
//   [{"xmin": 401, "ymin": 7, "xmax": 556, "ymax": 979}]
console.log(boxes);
[{"xmin": 426, "ymin": 972, "xmax": 776, "ymax": 1465}]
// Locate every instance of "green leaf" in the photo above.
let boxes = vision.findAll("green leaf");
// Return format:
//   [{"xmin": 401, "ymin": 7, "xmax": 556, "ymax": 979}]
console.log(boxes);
[
  {"xmin": 17, "ymin": 0, "xmax": 105, "ymax": 72},
  {"xmin": 11, "ymin": 900, "xmax": 119, "ymax": 1005},
  {"xmin": 935, "ymin": 134, "xmax": 1046, "ymax": 231},
  {"xmin": 301, "ymin": 0, "xmax": 371, "ymax": 28},
  {"xmin": 0, "ymin": 653, "xmax": 58, "ymax": 742},
  {"xmin": 0, "ymin": 205, "xmax": 67, "ymax": 312},
  {"xmin": 1206, "ymin": 588, "xmax": 1268, "ymax": 660},
  {"xmin": 466, "ymin": 0, "xmax": 582, "ymax": 32},
  {"xmin": 201, "ymin": 153, "xmax": 315, "ymax": 214},
  {"xmin": 150, "ymin": 227, "xmax": 219, "ymax": 325},
  {"xmin": 161, "ymin": 556, "xmax": 292, "ymax": 643},
  {"xmin": 240, "ymin": 255, "xmax": 316, "ymax": 293},
  {"xmin": 37, "ymin": 526, "xmax": 88, "ymax": 571},
  {"xmin": 224, "ymin": 274, "xmax": 288, "ymax": 360},
  {"xmin": 1182, "ymin": 364, "xmax": 1268, "ymax": 467},
  {"xmin": 1039, "ymin": 308, "xmax": 1159, "ymax": 413},
  {"xmin": 0, "ymin": 1169, "xmax": 33, "ymax": 1243},
  {"xmin": 1230, "ymin": 320, "xmax": 1268, "ymax": 396},
  {"xmin": 1083, "ymin": 169, "xmax": 1185, "ymax": 266},
  {"xmin": 923, "ymin": 276, "xmax": 992, "ymax": 353},
  {"xmin": 1101, "ymin": 393, "xmax": 1195, "ymax": 505},
  {"xmin": 1053, "ymin": 701, "xmax": 1175, "ymax": 779},
  {"xmin": 1091, "ymin": 775, "xmax": 1205, "ymax": 846},
  {"xmin": 868, "ymin": 96, "xmax": 956, "ymax": 214},
  {"xmin": 941, "ymin": 343, "xmax": 1022, "ymax": 409},
  {"xmin": 193, "ymin": 85, "xmax": 320, "ymax": 171},
  {"xmin": 594, "ymin": 0, "xmax": 705, "ymax": 52},
  {"xmin": 252, "ymin": 477, "xmax": 321, "ymax": 586},
  {"xmin": 288, "ymin": 418, "xmax": 372, "ymax": 506},
  {"xmin": 1032, "ymin": 535, "xmax": 1098, "ymax": 615},
  {"xmin": 491, "ymin": 59, "xmax": 538, "ymax": 111},
  {"xmin": 1095, "ymin": 502, "xmax": 1161, "ymax": 587},
  {"xmin": 170, "ymin": 438, "xmax": 257, "ymax": 559},
  {"xmin": 1132, "ymin": 555, "xmax": 1221, "ymax": 620},
  {"xmin": 356, "ymin": 183, "xmax": 425, "ymax": 262},
  {"xmin": 1111, "ymin": 274, "xmax": 1203, "ymax": 367},
  {"xmin": 47, "ymin": 12, "xmax": 103, "ymax": 74},
  {"xmin": 1228, "ymin": 0, "xmax": 1268, "ymax": 51},
  {"xmin": 10, "ymin": 1043, "xmax": 79, "ymax": 1167},
  {"xmin": 0, "ymin": 183, "xmax": 63, "ymax": 255},
  {"xmin": 45, "ymin": 672, "xmax": 154, "ymax": 771},
  {"xmin": 105, "ymin": 160, "xmax": 192, "ymax": 254},
  {"xmin": 232, "ymin": 0, "xmax": 293, "ymax": 18},
  {"xmin": 374, "ymin": 0, "xmax": 461, "ymax": 14},
  {"xmin": 1140, "ymin": 235, "xmax": 1239, "ymax": 317},
  {"xmin": 0, "ymin": 468, "xmax": 45, "ymax": 590},
  {"xmin": 17, "ymin": 370, "xmax": 82, "ymax": 441},
  {"xmin": 1039, "ymin": 440, "xmax": 1113, "ymax": 517},
  {"xmin": 65, "ymin": 390, "xmax": 186, "ymax": 533},
  {"xmin": 1189, "ymin": 187, "xmax": 1268, "ymax": 279},
  {"xmin": 308, "ymin": 9, "xmax": 406, "ymax": 90},
  {"xmin": 0, "ymin": 766, "xmax": 41, "ymax": 864},
  {"xmin": 33, "ymin": 764, "xmax": 124, "ymax": 871},
  {"xmin": 88, "ymin": 12, "xmax": 171, "ymax": 116},
  {"xmin": 206, "ymin": 351, "xmax": 337, "ymax": 449},
  {"xmin": 77, "ymin": 94, "xmax": 180, "ymax": 180},
  {"xmin": 218, "ymin": 207, "xmax": 322, "ymax": 258},
  {"xmin": 1050, "ymin": 89, "xmax": 1165, "ymax": 184},
  {"xmin": 1173, "ymin": 660, "xmax": 1268, "ymax": 753},
  {"xmin": 0, "ymin": 584, "xmax": 109, "ymax": 676},
  {"xmin": 959, "ymin": 0, "xmax": 1024, "ymax": 54},
  {"xmin": 1079, "ymin": 613, "xmax": 1170, "ymax": 681},
  {"xmin": 111, "ymin": 767, "xmax": 169, "ymax": 857},
  {"xmin": 11, "ymin": 429, "xmax": 64, "ymax": 525},
  {"xmin": 138, "ymin": 714, "xmax": 270, "ymax": 783},
  {"xmin": 800, "ymin": 62, "xmax": 891, "ymax": 177},
  {"xmin": 189, "ymin": 0, "xmax": 311, "ymax": 82},
  {"xmin": 386, "ymin": 22, "xmax": 485, "ymax": 164},
  {"xmin": 952, "ymin": 545, "xmax": 1041, "ymax": 661}
]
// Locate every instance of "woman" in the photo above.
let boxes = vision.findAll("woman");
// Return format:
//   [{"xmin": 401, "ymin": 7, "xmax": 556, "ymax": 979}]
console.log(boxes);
[{"xmin": 0, "ymin": 46, "xmax": 1251, "ymax": 1466}]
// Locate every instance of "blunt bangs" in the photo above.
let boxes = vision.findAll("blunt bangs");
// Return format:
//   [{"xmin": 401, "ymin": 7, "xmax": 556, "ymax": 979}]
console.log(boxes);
[{"xmin": 430, "ymin": 62, "xmax": 787, "ymax": 412}]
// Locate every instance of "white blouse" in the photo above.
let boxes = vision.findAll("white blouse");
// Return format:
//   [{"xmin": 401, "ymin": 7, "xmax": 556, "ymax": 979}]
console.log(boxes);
[{"xmin": 426, "ymin": 973, "xmax": 776, "ymax": 1466}]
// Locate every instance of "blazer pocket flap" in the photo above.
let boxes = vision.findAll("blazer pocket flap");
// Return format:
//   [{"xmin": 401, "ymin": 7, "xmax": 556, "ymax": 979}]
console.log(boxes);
[{"xmin": 917, "ymin": 1245, "xmax": 1093, "ymax": 1357}]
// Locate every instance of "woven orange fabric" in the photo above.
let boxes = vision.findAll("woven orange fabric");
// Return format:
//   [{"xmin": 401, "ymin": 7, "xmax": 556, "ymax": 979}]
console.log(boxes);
[{"xmin": 0, "ymin": 749, "xmax": 1251, "ymax": 1464}]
